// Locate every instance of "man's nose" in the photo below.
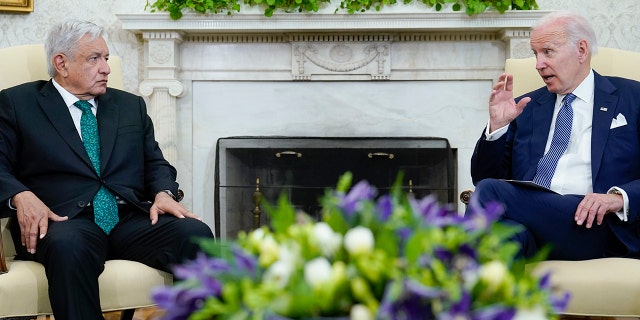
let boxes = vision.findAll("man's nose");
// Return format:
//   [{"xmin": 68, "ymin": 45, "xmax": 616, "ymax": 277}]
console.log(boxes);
[
  {"xmin": 101, "ymin": 58, "xmax": 111, "ymax": 75},
  {"xmin": 535, "ymin": 57, "xmax": 546, "ymax": 70}
]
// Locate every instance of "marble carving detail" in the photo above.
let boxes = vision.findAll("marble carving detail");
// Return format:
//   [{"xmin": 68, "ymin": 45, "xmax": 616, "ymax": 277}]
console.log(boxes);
[{"xmin": 292, "ymin": 42, "xmax": 390, "ymax": 80}]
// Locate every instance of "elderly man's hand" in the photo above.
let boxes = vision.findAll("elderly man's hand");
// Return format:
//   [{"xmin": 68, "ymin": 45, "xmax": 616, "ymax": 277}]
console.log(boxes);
[
  {"xmin": 13, "ymin": 191, "xmax": 68, "ymax": 254},
  {"xmin": 575, "ymin": 192, "xmax": 624, "ymax": 228},
  {"xmin": 149, "ymin": 191, "xmax": 201, "ymax": 225},
  {"xmin": 488, "ymin": 73, "xmax": 531, "ymax": 132}
]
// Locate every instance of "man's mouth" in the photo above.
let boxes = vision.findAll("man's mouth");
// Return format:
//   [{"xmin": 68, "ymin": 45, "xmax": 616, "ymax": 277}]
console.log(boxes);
[{"xmin": 541, "ymin": 75, "xmax": 554, "ymax": 83}]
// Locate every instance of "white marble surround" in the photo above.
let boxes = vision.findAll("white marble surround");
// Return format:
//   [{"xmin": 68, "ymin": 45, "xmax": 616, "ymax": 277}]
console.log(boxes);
[{"xmin": 118, "ymin": 11, "xmax": 548, "ymax": 231}]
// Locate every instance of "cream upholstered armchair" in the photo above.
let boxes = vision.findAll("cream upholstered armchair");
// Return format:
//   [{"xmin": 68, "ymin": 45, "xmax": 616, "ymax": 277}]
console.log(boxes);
[
  {"xmin": 462, "ymin": 47, "xmax": 640, "ymax": 317},
  {"xmin": 0, "ymin": 44, "xmax": 172, "ymax": 320}
]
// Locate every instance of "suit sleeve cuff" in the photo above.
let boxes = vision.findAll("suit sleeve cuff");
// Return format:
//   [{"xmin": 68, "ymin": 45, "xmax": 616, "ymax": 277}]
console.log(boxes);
[{"xmin": 608, "ymin": 187, "xmax": 629, "ymax": 221}]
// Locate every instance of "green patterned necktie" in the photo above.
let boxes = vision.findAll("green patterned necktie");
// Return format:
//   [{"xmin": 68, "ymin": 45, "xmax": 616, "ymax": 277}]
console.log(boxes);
[{"xmin": 74, "ymin": 100, "xmax": 119, "ymax": 234}]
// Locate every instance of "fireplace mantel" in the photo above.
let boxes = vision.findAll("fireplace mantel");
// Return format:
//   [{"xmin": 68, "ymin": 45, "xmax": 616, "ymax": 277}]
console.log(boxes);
[
  {"xmin": 118, "ymin": 11, "xmax": 547, "ymax": 33},
  {"xmin": 117, "ymin": 10, "xmax": 547, "ymax": 229}
]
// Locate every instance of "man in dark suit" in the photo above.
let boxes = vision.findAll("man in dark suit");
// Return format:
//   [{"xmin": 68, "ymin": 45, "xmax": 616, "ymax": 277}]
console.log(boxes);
[
  {"xmin": 0, "ymin": 20, "xmax": 214, "ymax": 319},
  {"xmin": 469, "ymin": 11, "xmax": 640, "ymax": 261}
]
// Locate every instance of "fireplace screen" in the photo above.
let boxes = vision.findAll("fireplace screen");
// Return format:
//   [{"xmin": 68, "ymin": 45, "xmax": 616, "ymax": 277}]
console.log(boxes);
[{"xmin": 215, "ymin": 137, "xmax": 456, "ymax": 240}]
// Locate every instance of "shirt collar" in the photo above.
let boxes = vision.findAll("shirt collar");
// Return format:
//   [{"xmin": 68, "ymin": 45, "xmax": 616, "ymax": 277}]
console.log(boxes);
[
  {"xmin": 559, "ymin": 69, "xmax": 594, "ymax": 105},
  {"xmin": 51, "ymin": 78, "xmax": 97, "ymax": 109}
]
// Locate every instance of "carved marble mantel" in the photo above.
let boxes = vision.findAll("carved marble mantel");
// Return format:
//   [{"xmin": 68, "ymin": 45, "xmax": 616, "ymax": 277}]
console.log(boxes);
[{"xmin": 117, "ymin": 10, "xmax": 548, "ymax": 227}]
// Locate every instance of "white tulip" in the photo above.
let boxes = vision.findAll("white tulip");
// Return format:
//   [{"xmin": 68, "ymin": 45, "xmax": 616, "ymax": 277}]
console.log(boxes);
[
  {"xmin": 478, "ymin": 260, "xmax": 507, "ymax": 291},
  {"xmin": 304, "ymin": 257, "xmax": 333, "ymax": 289},
  {"xmin": 264, "ymin": 260, "xmax": 294, "ymax": 289},
  {"xmin": 313, "ymin": 222, "xmax": 342, "ymax": 257},
  {"xmin": 258, "ymin": 235, "xmax": 279, "ymax": 267},
  {"xmin": 344, "ymin": 226, "xmax": 374, "ymax": 256}
]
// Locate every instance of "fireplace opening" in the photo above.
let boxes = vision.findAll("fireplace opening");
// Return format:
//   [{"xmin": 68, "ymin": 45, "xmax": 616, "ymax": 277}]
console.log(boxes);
[{"xmin": 214, "ymin": 136, "xmax": 457, "ymax": 240}]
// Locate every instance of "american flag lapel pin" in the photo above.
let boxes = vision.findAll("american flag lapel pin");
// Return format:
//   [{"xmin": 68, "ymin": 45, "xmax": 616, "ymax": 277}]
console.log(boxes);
[{"xmin": 600, "ymin": 106, "xmax": 608, "ymax": 111}]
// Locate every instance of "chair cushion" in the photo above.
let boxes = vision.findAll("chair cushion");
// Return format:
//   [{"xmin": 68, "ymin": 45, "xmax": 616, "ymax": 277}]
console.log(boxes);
[
  {"xmin": 0, "ymin": 258, "xmax": 172, "ymax": 317},
  {"xmin": 528, "ymin": 258, "xmax": 640, "ymax": 317}
]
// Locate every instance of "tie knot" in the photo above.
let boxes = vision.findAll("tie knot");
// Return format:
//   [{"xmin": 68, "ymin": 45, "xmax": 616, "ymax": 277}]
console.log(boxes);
[
  {"xmin": 74, "ymin": 100, "xmax": 93, "ymax": 113},
  {"xmin": 563, "ymin": 93, "xmax": 576, "ymax": 105}
]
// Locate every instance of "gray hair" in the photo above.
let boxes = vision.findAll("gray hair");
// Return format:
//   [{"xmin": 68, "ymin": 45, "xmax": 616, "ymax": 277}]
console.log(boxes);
[
  {"xmin": 44, "ymin": 20, "xmax": 104, "ymax": 77},
  {"xmin": 534, "ymin": 11, "xmax": 598, "ymax": 55}
]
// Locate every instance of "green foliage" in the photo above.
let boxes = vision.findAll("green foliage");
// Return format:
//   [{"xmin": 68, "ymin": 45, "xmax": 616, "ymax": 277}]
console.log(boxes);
[{"xmin": 146, "ymin": 0, "xmax": 538, "ymax": 18}]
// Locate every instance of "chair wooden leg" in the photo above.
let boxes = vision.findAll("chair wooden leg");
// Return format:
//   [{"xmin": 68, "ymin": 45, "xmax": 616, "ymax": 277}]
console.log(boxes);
[{"xmin": 120, "ymin": 309, "xmax": 135, "ymax": 320}]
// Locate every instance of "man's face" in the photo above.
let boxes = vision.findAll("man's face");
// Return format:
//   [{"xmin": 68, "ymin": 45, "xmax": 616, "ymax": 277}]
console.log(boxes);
[
  {"xmin": 55, "ymin": 35, "xmax": 110, "ymax": 100},
  {"xmin": 530, "ymin": 22, "xmax": 587, "ymax": 95}
]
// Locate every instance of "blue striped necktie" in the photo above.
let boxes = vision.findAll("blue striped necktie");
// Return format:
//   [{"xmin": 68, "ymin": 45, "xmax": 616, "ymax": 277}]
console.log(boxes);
[
  {"xmin": 74, "ymin": 100, "xmax": 119, "ymax": 234},
  {"xmin": 533, "ymin": 93, "xmax": 577, "ymax": 188}
]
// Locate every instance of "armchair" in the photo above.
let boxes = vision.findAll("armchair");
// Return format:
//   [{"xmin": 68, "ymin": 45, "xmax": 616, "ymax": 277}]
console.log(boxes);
[
  {"xmin": 0, "ymin": 44, "xmax": 172, "ymax": 320},
  {"xmin": 461, "ymin": 47, "xmax": 640, "ymax": 317}
]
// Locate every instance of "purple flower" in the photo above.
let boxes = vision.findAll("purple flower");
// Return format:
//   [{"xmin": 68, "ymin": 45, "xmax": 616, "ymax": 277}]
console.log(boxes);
[
  {"xmin": 438, "ymin": 291, "xmax": 471, "ymax": 319},
  {"xmin": 172, "ymin": 252, "xmax": 230, "ymax": 281},
  {"xmin": 471, "ymin": 306, "xmax": 516, "ymax": 320},
  {"xmin": 376, "ymin": 195, "xmax": 393, "ymax": 221},
  {"xmin": 339, "ymin": 180, "xmax": 377, "ymax": 215},
  {"xmin": 152, "ymin": 285, "xmax": 212, "ymax": 320},
  {"xmin": 378, "ymin": 279, "xmax": 445, "ymax": 320},
  {"xmin": 539, "ymin": 272, "xmax": 570, "ymax": 312},
  {"xmin": 461, "ymin": 198, "xmax": 504, "ymax": 232},
  {"xmin": 413, "ymin": 195, "xmax": 464, "ymax": 228},
  {"xmin": 232, "ymin": 245, "xmax": 258, "ymax": 275}
]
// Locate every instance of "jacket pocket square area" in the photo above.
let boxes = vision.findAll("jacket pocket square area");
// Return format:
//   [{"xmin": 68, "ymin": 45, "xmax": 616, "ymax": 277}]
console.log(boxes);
[{"xmin": 610, "ymin": 113, "xmax": 628, "ymax": 129}]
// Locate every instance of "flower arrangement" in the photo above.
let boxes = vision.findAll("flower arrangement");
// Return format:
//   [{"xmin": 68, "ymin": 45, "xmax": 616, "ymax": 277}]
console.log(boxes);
[{"xmin": 152, "ymin": 173, "xmax": 568, "ymax": 319}]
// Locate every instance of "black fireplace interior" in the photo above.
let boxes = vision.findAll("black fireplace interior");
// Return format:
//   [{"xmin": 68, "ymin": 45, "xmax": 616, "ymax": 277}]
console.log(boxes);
[{"xmin": 215, "ymin": 136, "xmax": 457, "ymax": 240}]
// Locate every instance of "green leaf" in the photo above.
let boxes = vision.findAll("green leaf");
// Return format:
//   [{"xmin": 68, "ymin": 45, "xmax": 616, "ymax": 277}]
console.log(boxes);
[{"xmin": 265, "ymin": 193, "xmax": 296, "ymax": 234}]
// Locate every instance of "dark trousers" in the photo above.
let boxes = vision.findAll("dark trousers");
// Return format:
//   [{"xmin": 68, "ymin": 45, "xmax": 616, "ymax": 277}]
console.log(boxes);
[
  {"xmin": 469, "ymin": 178, "xmax": 624, "ymax": 260},
  {"xmin": 10, "ymin": 205, "xmax": 214, "ymax": 320}
]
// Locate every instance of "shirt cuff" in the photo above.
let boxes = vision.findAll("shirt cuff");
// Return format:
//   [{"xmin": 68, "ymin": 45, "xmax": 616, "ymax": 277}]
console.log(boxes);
[
  {"xmin": 608, "ymin": 187, "xmax": 629, "ymax": 221},
  {"xmin": 484, "ymin": 120, "xmax": 509, "ymax": 141}
]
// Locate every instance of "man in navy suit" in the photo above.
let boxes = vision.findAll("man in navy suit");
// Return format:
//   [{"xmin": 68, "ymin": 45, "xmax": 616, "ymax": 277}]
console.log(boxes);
[
  {"xmin": 0, "ymin": 20, "xmax": 213, "ymax": 319},
  {"xmin": 469, "ymin": 11, "xmax": 640, "ymax": 261}
]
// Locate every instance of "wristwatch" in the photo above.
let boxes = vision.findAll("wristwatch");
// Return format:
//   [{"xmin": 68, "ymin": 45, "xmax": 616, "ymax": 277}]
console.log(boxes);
[
  {"xmin": 608, "ymin": 189, "xmax": 623, "ymax": 196},
  {"xmin": 158, "ymin": 189, "xmax": 177, "ymax": 201}
]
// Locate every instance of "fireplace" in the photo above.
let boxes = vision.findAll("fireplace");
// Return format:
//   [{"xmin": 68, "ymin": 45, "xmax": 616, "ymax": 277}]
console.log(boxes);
[
  {"xmin": 215, "ymin": 137, "xmax": 456, "ymax": 239},
  {"xmin": 118, "ymin": 11, "xmax": 546, "ymax": 234}
]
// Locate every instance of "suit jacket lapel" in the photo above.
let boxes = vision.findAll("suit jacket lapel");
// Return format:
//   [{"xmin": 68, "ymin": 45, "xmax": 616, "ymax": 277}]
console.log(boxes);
[
  {"xmin": 37, "ymin": 81, "xmax": 94, "ymax": 169},
  {"xmin": 591, "ymin": 73, "xmax": 618, "ymax": 184},
  {"xmin": 96, "ymin": 91, "xmax": 119, "ymax": 172}
]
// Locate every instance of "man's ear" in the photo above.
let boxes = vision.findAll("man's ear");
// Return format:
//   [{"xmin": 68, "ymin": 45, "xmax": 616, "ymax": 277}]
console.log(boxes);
[
  {"xmin": 577, "ymin": 39, "xmax": 589, "ymax": 63},
  {"xmin": 52, "ymin": 54, "xmax": 68, "ymax": 77}
]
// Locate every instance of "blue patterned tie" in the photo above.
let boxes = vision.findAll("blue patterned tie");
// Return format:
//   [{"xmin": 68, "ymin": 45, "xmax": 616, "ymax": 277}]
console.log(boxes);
[
  {"xmin": 75, "ymin": 100, "xmax": 119, "ymax": 234},
  {"xmin": 533, "ymin": 93, "xmax": 576, "ymax": 188}
]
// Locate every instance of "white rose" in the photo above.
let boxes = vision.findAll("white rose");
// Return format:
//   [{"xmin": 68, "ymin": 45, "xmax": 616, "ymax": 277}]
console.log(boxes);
[
  {"xmin": 304, "ymin": 257, "xmax": 333, "ymax": 289},
  {"xmin": 344, "ymin": 226, "xmax": 374, "ymax": 256},
  {"xmin": 313, "ymin": 222, "xmax": 342, "ymax": 257}
]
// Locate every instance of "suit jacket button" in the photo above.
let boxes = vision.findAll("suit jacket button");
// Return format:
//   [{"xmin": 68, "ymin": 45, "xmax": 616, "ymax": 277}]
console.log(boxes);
[{"xmin": 78, "ymin": 201, "xmax": 87, "ymax": 207}]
